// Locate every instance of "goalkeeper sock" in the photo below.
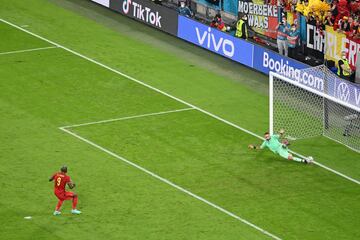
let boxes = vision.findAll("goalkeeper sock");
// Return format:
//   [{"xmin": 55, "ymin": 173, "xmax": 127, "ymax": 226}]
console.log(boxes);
[{"xmin": 292, "ymin": 157, "xmax": 303, "ymax": 163}]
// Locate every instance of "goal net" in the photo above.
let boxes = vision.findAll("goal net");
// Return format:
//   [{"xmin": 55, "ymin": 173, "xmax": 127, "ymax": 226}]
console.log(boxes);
[{"xmin": 270, "ymin": 65, "xmax": 360, "ymax": 153}]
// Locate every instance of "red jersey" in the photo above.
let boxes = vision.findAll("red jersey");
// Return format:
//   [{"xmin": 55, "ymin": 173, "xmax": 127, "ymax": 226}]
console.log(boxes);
[{"xmin": 51, "ymin": 172, "xmax": 71, "ymax": 194}]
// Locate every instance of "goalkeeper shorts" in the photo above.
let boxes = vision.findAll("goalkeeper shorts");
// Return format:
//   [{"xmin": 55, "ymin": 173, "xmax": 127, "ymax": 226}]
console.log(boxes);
[{"xmin": 278, "ymin": 149, "xmax": 290, "ymax": 159}]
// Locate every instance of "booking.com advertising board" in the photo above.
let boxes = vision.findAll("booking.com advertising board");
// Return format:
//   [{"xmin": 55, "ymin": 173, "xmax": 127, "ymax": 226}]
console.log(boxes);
[
  {"xmin": 177, "ymin": 16, "xmax": 254, "ymax": 68},
  {"xmin": 253, "ymin": 46, "xmax": 360, "ymax": 110}
]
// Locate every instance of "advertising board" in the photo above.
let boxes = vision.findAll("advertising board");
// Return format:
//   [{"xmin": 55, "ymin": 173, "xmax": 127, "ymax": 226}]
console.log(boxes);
[
  {"xmin": 109, "ymin": 0, "xmax": 178, "ymax": 35},
  {"xmin": 91, "ymin": 0, "xmax": 110, "ymax": 7},
  {"xmin": 254, "ymin": 46, "xmax": 360, "ymax": 109},
  {"xmin": 177, "ymin": 16, "xmax": 254, "ymax": 67}
]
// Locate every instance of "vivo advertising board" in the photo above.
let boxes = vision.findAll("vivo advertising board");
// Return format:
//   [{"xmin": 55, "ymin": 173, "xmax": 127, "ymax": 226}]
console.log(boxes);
[
  {"xmin": 177, "ymin": 16, "xmax": 254, "ymax": 68},
  {"xmin": 109, "ymin": 0, "xmax": 178, "ymax": 35},
  {"xmin": 253, "ymin": 46, "xmax": 360, "ymax": 110}
]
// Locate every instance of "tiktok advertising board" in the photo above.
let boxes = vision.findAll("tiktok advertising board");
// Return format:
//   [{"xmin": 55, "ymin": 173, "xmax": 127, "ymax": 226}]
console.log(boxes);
[{"xmin": 109, "ymin": 0, "xmax": 178, "ymax": 35}]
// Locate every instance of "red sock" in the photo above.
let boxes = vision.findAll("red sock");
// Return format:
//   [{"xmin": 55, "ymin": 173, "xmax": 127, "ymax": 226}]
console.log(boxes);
[
  {"xmin": 72, "ymin": 196, "xmax": 78, "ymax": 209},
  {"xmin": 56, "ymin": 200, "xmax": 64, "ymax": 211}
]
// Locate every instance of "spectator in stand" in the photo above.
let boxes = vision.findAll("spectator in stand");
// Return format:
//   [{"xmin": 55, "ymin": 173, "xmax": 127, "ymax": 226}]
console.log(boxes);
[
  {"xmin": 350, "ymin": 0, "xmax": 360, "ymax": 16},
  {"xmin": 287, "ymin": 23, "xmax": 300, "ymax": 59},
  {"xmin": 330, "ymin": 0, "xmax": 339, "ymax": 17},
  {"xmin": 235, "ymin": 15, "xmax": 248, "ymax": 39},
  {"xmin": 178, "ymin": 1, "xmax": 193, "ymax": 18},
  {"xmin": 276, "ymin": 16, "xmax": 290, "ymax": 56},
  {"xmin": 290, "ymin": 0, "xmax": 298, "ymax": 12},
  {"xmin": 315, "ymin": 16, "xmax": 325, "ymax": 36},
  {"xmin": 324, "ymin": 11, "xmax": 335, "ymax": 25},
  {"xmin": 335, "ymin": 0, "xmax": 351, "ymax": 28},
  {"xmin": 350, "ymin": 17, "xmax": 359, "ymax": 37},
  {"xmin": 338, "ymin": 16, "xmax": 351, "ymax": 32},
  {"xmin": 338, "ymin": 50, "xmax": 355, "ymax": 82},
  {"xmin": 210, "ymin": 14, "xmax": 227, "ymax": 32}
]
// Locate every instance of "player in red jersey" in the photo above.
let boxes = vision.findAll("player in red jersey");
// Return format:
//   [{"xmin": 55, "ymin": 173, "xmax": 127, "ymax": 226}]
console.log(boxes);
[{"xmin": 49, "ymin": 166, "xmax": 81, "ymax": 215}]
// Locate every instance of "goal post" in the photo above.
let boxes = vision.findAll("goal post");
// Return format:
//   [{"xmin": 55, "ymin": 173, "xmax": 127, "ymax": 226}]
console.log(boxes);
[
  {"xmin": 269, "ymin": 67, "xmax": 360, "ymax": 153},
  {"xmin": 269, "ymin": 71, "xmax": 274, "ymax": 136}
]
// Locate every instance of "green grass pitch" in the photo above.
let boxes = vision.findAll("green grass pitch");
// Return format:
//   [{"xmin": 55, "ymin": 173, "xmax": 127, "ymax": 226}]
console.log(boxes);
[{"xmin": 1, "ymin": 0, "xmax": 360, "ymax": 239}]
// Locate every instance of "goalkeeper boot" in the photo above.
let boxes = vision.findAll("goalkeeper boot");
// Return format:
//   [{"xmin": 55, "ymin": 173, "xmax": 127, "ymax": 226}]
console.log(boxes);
[
  {"xmin": 53, "ymin": 211, "xmax": 61, "ymax": 216},
  {"xmin": 71, "ymin": 209, "xmax": 81, "ymax": 214},
  {"xmin": 304, "ymin": 156, "xmax": 314, "ymax": 164}
]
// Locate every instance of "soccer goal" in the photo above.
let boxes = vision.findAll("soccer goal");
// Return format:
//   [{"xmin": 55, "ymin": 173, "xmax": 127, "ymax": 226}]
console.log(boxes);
[{"xmin": 269, "ymin": 65, "xmax": 360, "ymax": 153}]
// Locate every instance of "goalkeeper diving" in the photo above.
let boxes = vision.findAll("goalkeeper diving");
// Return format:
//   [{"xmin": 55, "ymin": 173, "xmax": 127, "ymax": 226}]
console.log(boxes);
[{"xmin": 248, "ymin": 129, "xmax": 313, "ymax": 164}]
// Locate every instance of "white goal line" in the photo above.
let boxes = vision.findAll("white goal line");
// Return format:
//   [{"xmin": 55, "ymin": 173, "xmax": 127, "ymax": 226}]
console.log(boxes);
[
  {"xmin": 1, "ymin": 18, "xmax": 358, "ymax": 186},
  {"xmin": 0, "ymin": 46, "xmax": 58, "ymax": 56},
  {"xmin": 60, "ymin": 107, "xmax": 195, "ymax": 129}
]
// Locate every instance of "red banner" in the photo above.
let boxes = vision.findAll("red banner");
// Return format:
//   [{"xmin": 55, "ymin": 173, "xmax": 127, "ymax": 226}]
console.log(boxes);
[{"xmin": 344, "ymin": 35, "xmax": 360, "ymax": 69}]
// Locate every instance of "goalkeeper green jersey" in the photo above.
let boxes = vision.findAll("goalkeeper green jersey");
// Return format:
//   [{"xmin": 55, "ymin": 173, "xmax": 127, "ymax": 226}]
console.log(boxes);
[{"xmin": 260, "ymin": 134, "xmax": 282, "ymax": 153}]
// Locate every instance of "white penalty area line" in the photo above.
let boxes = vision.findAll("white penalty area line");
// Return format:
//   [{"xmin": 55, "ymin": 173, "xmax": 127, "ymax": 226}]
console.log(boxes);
[
  {"xmin": 0, "ymin": 46, "xmax": 58, "ymax": 56},
  {"xmin": 0, "ymin": 19, "xmax": 358, "ymax": 187},
  {"xmin": 61, "ymin": 107, "xmax": 195, "ymax": 129},
  {"xmin": 59, "ymin": 127, "xmax": 282, "ymax": 240}
]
